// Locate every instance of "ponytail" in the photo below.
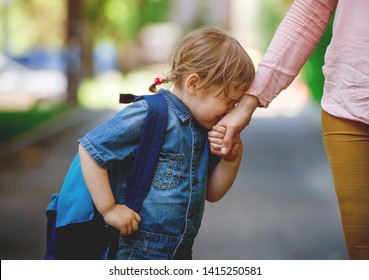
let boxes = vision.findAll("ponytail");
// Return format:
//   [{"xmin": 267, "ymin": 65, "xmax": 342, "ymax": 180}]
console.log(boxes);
[
  {"xmin": 149, "ymin": 77, "xmax": 168, "ymax": 93},
  {"xmin": 120, "ymin": 77, "xmax": 169, "ymax": 104}
]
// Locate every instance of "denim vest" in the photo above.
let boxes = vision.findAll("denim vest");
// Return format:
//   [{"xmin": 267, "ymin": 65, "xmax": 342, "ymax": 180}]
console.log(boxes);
[{"xmin": 78, "ymin": 89, "xmax": 215, "ymax": 259}]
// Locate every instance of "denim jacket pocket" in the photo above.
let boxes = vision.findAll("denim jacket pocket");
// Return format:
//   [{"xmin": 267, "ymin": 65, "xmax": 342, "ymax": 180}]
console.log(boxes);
[
  {"xmin": 117, "ymin": 230, "xmax": 180, "ymax": 260},
  {"xmin": 152, "ymin": 152, "xmax": 184, "ymax": 190}
]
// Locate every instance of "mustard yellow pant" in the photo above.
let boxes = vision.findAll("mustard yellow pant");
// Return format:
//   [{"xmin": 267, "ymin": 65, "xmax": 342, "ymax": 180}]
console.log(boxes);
[{"xmin": 322, "ymin": 110, "xmax": 369, "ymax": 259}]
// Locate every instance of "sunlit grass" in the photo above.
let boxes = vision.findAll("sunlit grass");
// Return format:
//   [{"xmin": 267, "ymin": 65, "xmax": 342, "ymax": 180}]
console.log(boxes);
[{"xmin": 78, "ymin": 67, "xmax": 166, "ymax": 110}]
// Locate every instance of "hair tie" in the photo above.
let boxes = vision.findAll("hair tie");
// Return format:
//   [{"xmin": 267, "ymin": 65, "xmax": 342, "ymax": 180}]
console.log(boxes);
[
  {"xmin": 154, "ymin": 77, "xmax": 164, "ymax": 86},
  {"xmin": 149, "ymin": 77, "xmax": 166, "ymax": 93}
]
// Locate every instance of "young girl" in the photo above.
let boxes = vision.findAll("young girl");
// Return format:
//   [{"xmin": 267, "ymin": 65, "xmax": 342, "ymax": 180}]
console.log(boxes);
[{"xmin": 51, "ymin": 26, "xmax": 255, "ymax": 260}]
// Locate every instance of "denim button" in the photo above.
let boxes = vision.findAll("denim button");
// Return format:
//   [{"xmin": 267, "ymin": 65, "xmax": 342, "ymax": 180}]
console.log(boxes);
[{"xmin": 191, "ymin": 177, "xmax": 198, "ymax": 185}]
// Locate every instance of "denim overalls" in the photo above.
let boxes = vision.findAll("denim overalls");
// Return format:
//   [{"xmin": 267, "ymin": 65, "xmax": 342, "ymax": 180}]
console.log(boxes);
[{"xmin": 79, "ymin": 89, "xmax": 217, "ymax": 259}]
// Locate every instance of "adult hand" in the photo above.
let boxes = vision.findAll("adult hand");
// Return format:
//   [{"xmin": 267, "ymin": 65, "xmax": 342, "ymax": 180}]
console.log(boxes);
[{"xmin": 217, "ymin": 94, "xmax": 259, "ymax": 156}]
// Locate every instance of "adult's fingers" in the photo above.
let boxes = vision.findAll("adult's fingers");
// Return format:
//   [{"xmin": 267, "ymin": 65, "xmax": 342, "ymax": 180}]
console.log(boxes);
[{"xmin": 223, "ymin": 142, "xmax": 240, "ymax": 161}]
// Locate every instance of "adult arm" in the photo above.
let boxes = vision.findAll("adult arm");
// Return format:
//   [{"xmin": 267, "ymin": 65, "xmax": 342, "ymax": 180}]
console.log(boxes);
[{"xmin": 219, "ymin": 0, "xmax": 338, "ymax": 155}]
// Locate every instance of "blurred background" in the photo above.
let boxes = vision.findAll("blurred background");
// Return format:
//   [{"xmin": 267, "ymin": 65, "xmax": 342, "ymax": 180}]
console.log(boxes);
[{"xmin": 0, "ymin": 0, "xmax": 348, "ymax": 260}]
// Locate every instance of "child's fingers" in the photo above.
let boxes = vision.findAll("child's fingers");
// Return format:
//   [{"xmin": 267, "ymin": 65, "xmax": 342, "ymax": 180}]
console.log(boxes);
[
  {"xmin": 208, "ymin": 130, "xmax": 225, "ymax": 140},
  {"xmin": 133, "ymin": 211, "xmax": 141, "ymax": 223},
  {"xmin": 124, "ymin": 212, "xmax": 141, "ymax": 235},
  {"xmin": 208, "ymin": 135, "xmax": 223, "ymax": 146},
  {"xmin": 131, "ymin": 219, "xmax": 139, "ymax": 232},
  {"xmin": 210, "ymin": 143, "xmax": 223, "ymax": 157},
  {"xmin": 120, "ymin": 225, "xmax": 130, "ymax": 236},
  {"xmin": 208, "ymin": 126, "xmax": 226, "ymax": 139},
  {"xmin": 212, "ymin": 125, "xmax": 226, "ymax": 134},
  {"xmin": 210, "ymin": 142, "xmax": 222, "ymax": 151}
]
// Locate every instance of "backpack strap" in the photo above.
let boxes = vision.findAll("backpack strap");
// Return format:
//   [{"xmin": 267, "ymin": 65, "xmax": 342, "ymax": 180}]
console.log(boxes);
[
  {"xmin": 122, "ymin": 93, "xmax": 168, "ymax": 211},
  {"xmin": 106, "ymin": 93, "xmax": 168, "ymax": 259}
]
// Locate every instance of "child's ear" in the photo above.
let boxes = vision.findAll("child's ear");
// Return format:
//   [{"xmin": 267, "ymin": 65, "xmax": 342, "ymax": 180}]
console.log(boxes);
[{"xmin": 185, "ymin": 74, "xmax": 200, "ymax": 95}]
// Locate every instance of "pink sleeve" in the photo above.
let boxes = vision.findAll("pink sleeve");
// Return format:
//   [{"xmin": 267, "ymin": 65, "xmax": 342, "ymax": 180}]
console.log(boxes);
[{"xmin": 247, "ymin": 0, "xmax": 337, "ymax": 107}]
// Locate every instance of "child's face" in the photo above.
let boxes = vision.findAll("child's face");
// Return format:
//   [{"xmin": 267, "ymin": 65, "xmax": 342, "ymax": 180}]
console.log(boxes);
[{"xmin": 189, "ymin": 85, "xmax": 244, "ymax": 130}]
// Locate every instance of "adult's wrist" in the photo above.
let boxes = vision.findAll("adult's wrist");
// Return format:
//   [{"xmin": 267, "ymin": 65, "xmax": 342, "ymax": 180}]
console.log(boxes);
[{"xmin": 235, "ymin": 94, "xmax": 259, "ymax": 122}]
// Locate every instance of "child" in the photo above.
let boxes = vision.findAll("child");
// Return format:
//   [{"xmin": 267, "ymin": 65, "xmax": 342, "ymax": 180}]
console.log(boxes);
[{"xmin": 51, "ymin": 26, "xmax": 255, "ymax": 260}]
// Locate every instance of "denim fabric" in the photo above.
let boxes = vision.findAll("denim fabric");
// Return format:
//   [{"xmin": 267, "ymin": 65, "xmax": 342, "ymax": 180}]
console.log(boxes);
[{"xmin": 79, "ymin": 89, "xmax": 215, "ymax": 259}]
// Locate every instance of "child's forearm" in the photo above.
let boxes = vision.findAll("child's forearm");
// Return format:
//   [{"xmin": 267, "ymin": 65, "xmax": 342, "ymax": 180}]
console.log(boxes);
[
  {"xmin": 78, "ymin": 144, "xmax": 116, "ymax": 217},
  {"xmin": 206, "ymin": 149, "xmax": 242, "ymax": 202}
]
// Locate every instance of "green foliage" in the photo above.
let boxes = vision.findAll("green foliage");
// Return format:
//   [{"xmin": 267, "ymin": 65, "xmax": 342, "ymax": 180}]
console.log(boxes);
[
  {"xmin": 301, "ymin": 18, "xmax": 333, "ymax": 103},
  {"xmin": 83, "ymin": 0, "xmax": 140, "ymax": 42},
  {"xmin": 259, "ymin": 0, "xmax": 289, "ymax": 52},
  {"xmin": 139, "ymin": 0, "xmax": 172, "ymax": 26},
  {"xmin": 0, "ymin": 0, "xmax": 65, "ymax": 55},
  {"xmin": 1, "ymin": 0, "xmax": 172, "ymax": 54},
  {"xmin": 0, "ymin": 0, "xmax": 173, "ymax": 142},
  {"xmin": 79, "ymin": 0, "xmax": 172, "ymax": 45}
]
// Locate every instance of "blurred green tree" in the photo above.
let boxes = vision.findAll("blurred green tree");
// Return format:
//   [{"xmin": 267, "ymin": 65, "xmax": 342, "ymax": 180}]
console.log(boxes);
[
  {"xmin": 1, "ymin": 0, "xmax": 172, "ymax": 104},
  {"xmin": 0, "ymin": 0, "xmax": 65, "ymax": 54},
  {"xmin": 69, "ymin": 0, "xmax": 172, "ymax": 103},
  {"xmin": 80, "ymin": 0, "xmax": 172, "ymax": 76}
]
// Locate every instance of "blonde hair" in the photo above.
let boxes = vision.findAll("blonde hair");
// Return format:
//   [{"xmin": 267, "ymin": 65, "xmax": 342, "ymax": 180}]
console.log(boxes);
[{"xmin": 150, "ymin": 26, "xmax": 255, "ymax": 96}]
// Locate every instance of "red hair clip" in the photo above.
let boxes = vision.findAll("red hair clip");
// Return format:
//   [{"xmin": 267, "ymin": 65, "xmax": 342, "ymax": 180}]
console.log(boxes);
[
  {"xmin": 149, "ymin": 77, "xmax": 166, "ymax": 93},
  {"xmin": 153, "ymin": 77, "xmax": 164, "ymax": 85}
]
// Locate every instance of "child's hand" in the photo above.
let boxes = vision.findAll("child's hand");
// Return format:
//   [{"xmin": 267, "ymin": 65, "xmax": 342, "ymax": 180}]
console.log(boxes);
[
  {"xmin": 103, "ymin": 204, "xmax": 141, "ymax": 236},
  {"xmin": 208, "ymin": 125, "xmax": 226, "ymax": 155},
  {"xmin": 208, "ymin": 125, "xmax": 242, "ymax": 161}
]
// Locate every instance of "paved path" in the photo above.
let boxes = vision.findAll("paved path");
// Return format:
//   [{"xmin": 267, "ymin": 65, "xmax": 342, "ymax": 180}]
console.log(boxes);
[
  {"xmin": 194, "ymin": 104, "xmax": 348, "ymax": 259},
  {"xmin": 0, "ymin": 104, "xmax": 349, "ymax": 260}
]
